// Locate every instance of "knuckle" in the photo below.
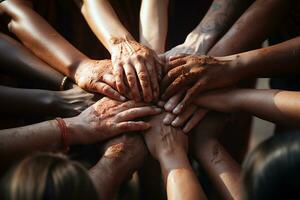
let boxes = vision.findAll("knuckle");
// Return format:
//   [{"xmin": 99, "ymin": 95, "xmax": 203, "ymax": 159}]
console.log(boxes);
[{"xmin": 102, "ymin": 85, "xmax": 111, "ymax": 93}]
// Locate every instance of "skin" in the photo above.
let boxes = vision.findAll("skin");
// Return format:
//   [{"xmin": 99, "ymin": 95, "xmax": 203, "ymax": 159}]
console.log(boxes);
[
  {"xmin": 89, "ymin": 134, "xmax": 147, "ymax": 200},
  {"xmin": 139, "ymin": 0, "xmax": 169, "ymax": 54},
  {"xmin": 144, "ymin": 113, "xmax": 207, "ymax": 200},
  {"xmin": 0, "ymin": 33, "xmax": 63, "ymax": 90},
  {"xmin": 0, "ymin": 97, "xmax": 161, "ymax": 164},
  {"xmin": 77, "ymin": 0, "xmax": 161, "ymax": 102},
  {"xmin": 195, "ymin": 89, "xmax": 300, "ymax": 128},
  {"xmin": 161, "ymin": 0, "xmax": 292, "ymax": 127},
  {"xmin": 163, "ymin": 0, "xmax": 253, "ymax": 59},
  {"xmin": 0, "ymin": 0, "xmax": 125, "ymax": 101},
  {"xmin": 0, "ymin": 85, "xmax": 95, "ymax": 117},
  {"xmin": 190, "ymin": 112, "xmax": 241, "ymax": 200}
]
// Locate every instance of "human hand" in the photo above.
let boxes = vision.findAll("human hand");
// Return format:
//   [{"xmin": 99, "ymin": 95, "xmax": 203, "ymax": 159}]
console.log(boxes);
[
  {"xmin": 66, "ymin": 97, "xmax": 161, "ymax": 145},
  {"xmin": 74, "ymin": 59, "xmax": 126, "ymax": 101},
  {"xmin": 110, "ymin": 37, "xmax": 162, "ymax": 102},
  {"xmin": 47, "ymin": 85, "xmax": 96, "ymax": 117},
  {"xmin": 143, "ymin": 113, "xmax": 188, "ymax": 161},
  {"xmin": 161, "ymin": 55, "xmax": 238, "ymax": 114},
  {"xmin": 163, "ymin": 32, "xmax": 214, "ymax": 61}
]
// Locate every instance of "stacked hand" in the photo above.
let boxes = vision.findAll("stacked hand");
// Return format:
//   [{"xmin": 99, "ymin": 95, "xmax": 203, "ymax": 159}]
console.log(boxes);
[{"xmin": 110, "ymin": 38, "xmax": 162, "ymax": 102}]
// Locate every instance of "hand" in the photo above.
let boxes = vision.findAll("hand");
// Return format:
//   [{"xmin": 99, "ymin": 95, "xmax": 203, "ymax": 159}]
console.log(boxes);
[
  {"xmin": 110, "ymin": 37, "xmax": 162, "ymax": 102},
  {"xmin": 161, "ymin": 55, "xmax": 238, "ymax": 114},
  {"xmin": 143, "ymin": 113, "xmax": 188, "ymax": 160},
  {"xmin": 47, "ymin": 85, "xmax": 96, "ymax": 117},
  {"xmin": 100, "ymin": 134, "xmax": 147, "ymax": 180},
  {"xmin": 163, "ymin": 32, "xmax": 214, "ymax": 61},
  {"xmin": 74, "ymin": 59, "xmax": 126, "ymax": 101},
  {"xmin": 66, "ymin": 97, "xmax": 161, "ymax": 145}
]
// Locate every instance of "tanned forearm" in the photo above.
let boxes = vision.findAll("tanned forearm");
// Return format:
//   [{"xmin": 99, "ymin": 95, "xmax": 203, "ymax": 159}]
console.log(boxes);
[
  {"xmin": 187, "ymin": 0, "xmax": 252, "ymax": 54},
  {"xmin": 195, "ymin": 89, "xmax": 300, "ymax": 127},
  {"xmin": 159, "ymin": 152, "xmax": 207, "ymax": 200},
  {"xmin": 209, "ymin": 0, "xmax": 291, "ymax": 56},
  {"xmin": 0, "ymin": 33, "xmax": 64, "ymax": 90},
  {"xmin": 78, "ymin": 0, "xmax": 134, "ymax": 52},
  {"xmin": 195, "ymin": 139, "xmax": 241, "ymax": 200},
  {"xmin": 139, "ymin": 0, "xmax": 169, "ymax": 54},
  {"xmin": 0, "ymin": 0, "xmax": 88, "ymax": 78}
]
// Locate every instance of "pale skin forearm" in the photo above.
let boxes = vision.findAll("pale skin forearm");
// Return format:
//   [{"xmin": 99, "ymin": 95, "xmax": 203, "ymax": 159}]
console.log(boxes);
[
  {"xmin": 195, "ymin": 89, "xmax": 300, "ymax": 127},
  {"xmin": 209, "ymin": 0, "xmax": 291, "ymax": 56},
  {"xmin": 195, "ymin": 139, "xmax": 241, "ymax": 200},
  {"xmin": 0, "ymin": 33, "xmax": 64, "ymax": 90},
  {"xmin": 0, "ymin": 0, "xmax": 88, "ymax": 78},
  {"xmin": 139, "ymin": 0, "xmax": 169, "ymax": 54},
  {"xmin": 159, "ymin": 152, "xmax": 207, "ymax": 200},
  {"xmin": 78, "ymin": 0, "xmax": 134, "ymax": 52}
]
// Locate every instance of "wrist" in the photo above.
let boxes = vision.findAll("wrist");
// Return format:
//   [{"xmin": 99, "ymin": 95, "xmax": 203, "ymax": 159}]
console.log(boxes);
[
  {"xmin": 63, "ymin": 117, "xmax": 84, "ymax": 145},
  {"xmin": 71, "ymin": 58, "xmax": 92, "ymax": 82},
  {"xmin": 158, "ymin": 149, "xmax": 191, "ymax": 173}
]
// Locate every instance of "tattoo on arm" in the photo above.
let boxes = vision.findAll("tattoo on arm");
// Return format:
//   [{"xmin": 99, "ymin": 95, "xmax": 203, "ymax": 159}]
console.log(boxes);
[{"xmin": 200, "ymin": 0, "xmax": 244, "ymax": 34}]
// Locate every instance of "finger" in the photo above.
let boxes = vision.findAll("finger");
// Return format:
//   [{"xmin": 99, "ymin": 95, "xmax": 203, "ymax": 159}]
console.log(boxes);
[
  {"xmin": 157, "ymin": 101, "xmax": 165, "ymax": 108},
  {"xmin": 146, "ymin": 59, "xmax": 160, "ymax": 101},
  {"xmin": 101, "ymin": 73, "xmax": 117, "ymax": 89},
  {"xmin": 161, "ymin": 65, "xmax": 187, "ymax": 91},
  {"xmin": 116, "ymin": 121, "xmax": 151, "ymax": 133},
  {"xmin": 124, "ymin": 63, "xmax": 141, "ymax": 101},
  {"xmin": 162, "ymin": 71, "xmax": 200, "ymax": 100},
  {"xmin": 173, "ymin": 79, "xmax": 206, "ymax": 114},
  {"xmin": 163, "ymin": 112, "xmax": 176, "ymax": 125},
  {"xmin": 169, "ymin": 54, "xmax": 189, "ymax": 61},
  {"xmin": 164, "ymin": 91, "xmax": 184, "ymax": 112},
  {"xmin": 92, "ymin": 82, "xmax": 126, "ymax": 101},
  {"xmin": 135, "ymin": 61, "xmax": 152, "ymax": 103},
  {"xmin": 113, "ymin": 63, "xmax": 127, "ymax": 95},
  {"xmin": 167, "ymin": 57, "xmax": 187, "ymax": 71},
  {"xmin": 171, "ymin": 104, "xmax": 197, "ymax": 127},
  {"xmin": 183, "ymin": 109, "xmax": 208, "ymax": 134},
  {"xmin": 116, "ymin": 106, "xmax": 161, "ymax": 122}
]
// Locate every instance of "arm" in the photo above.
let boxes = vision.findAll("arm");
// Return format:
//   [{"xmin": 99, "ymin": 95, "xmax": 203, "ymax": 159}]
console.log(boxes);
[
  {"xmin": 0, "ymin": 33, "xmax": 64, "ymax": 90},
  {"xmin": 194, "ymin": 89, "xmax": 300, "ymax": 127},
  {"xmin": 139, "ymin": 0, "xmax": 169, "ymax": 54},
  {"xmin": 89, "ymin": 135, "xmax": 147, "ymax": 200},
  {"xmin": 0, "ymin": 85, "xmax": 95, "ymax": 117},
  {"xmin": 209, "ymin": 0, "xmax": 291, "ymax": 56},
  {"xmin": 0, "ymin": 97, "xmax": 161, "ymax": 163},
  {"xmin": 78, "ymin": 0, "xmax": 161, "ymax": 102},
  {"xmin": 190, "ymin": 112, "xmax": 241, "ymax": 200},
  {"xmin": 0, "ymin": 0, "xmax": 124, "ymax": 100},
  {"xmin": 144, "ymin": 113, "xmax": 207, "ymax": 200},
  {"xmin": 164, "ymin": 0, "xmax": 252, "ymax": 59}
]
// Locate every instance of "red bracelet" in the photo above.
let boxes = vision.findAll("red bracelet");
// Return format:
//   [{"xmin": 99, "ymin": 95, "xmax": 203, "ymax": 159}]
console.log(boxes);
[{"xmin": 55, "ymin": 118, "xmax": 70, "ymax": 152}]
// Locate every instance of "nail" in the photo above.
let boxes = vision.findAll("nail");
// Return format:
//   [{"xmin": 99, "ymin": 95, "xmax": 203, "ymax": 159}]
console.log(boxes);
[
  {"xmin": 155, "ymin": 108, "xmax": 162, "ymax": 112},
  {"xmin": 173, "ymin": 104, "xmax": 183, "ymax": 114},
  {"xmin": 157, "ymin": 101, "xmax": 165, "ymax": 107},
  {"xmin": 120, "ymin": 96, "xmax": 126, "ymax": 101},
  {"xmin": 163, "ymin": 115, "xmax": 172, "ymax": 125},
  {"xmin": 171, "ymin": 119, "xmax": 179, "ymax": 127},
  {"xmin": 164, "ymin": 103, "xmax": 172, "ymax": 111}
]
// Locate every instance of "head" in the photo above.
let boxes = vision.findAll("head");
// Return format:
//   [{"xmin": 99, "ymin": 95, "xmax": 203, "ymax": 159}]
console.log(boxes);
[
  {"xmin": 242, "ymin": 133, "xmax": 300, "ymax": 200},
  {"xmin": 1, "ymin": 153, "xmax": 98, "ymax": 200}
]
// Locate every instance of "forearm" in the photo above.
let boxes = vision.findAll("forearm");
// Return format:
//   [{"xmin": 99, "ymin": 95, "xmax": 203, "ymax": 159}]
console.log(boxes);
[
  {"xmin": 209, "ymin": 0, "xmax": 291, "ymax": 56},
  {"xmin": 186, "ymin": 0, "xmax": 251, "ymax": 54},
  {"xmin": 0, "ymin": 33, "xmax": 64, "ymax": 90},
  {"xmin": 195, "ymin": 89, "xmax": 300, "ymax": 127},
  {"xmin": 227, "ymin": 37, "xmax": 300, "ymax": 79},
  {"xmin": 79, "ymin": 0, "xmax": 134, "ymax": 52},
  {"xmin": 0, "ymin": 86, "xmax": 56, "ymax": 116},
  {"xmin": 0, "ymin": 0, "xmax": 88, "ymax": 78},
  {"xmin": 194, "ymin": 139, "xmax": 241, "ymax": 200},
  {"xmin": 159, "ymin": 151, "xmax": 207, "ymax": 200},
  {"xmin": 139, "ymin": 0, "xmax": 169, "ymax": 54},
  {"xmin": 0, "ymin": 120, "xmax": 62, "ymax": 160}
]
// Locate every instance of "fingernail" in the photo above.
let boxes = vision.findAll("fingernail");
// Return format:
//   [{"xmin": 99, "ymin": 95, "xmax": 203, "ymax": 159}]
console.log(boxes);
[
  {"xmin": 164, "ymin": 103, "xmax": 172, "ymax": 111},
  {"xmin": 173, "ymin": 104, "xmax": 183, "ymax": 114},
  {"xmin": 155, "ymin": 108, "xmax": 162, "ymax": 112},
  {"xmin": 120, "ymin": 96, "xmax": 126, "ymax": 101},
  {"xmin": 163, "ymin": 116, "xmax": 172, "ymax": 125},
  {"xmin": 157, "ymin": 101, "xmax": 165, "ymax": 107},
  {"xmin": 171, "ymin": 119, "xmax": 179, "ymax": 127}
]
